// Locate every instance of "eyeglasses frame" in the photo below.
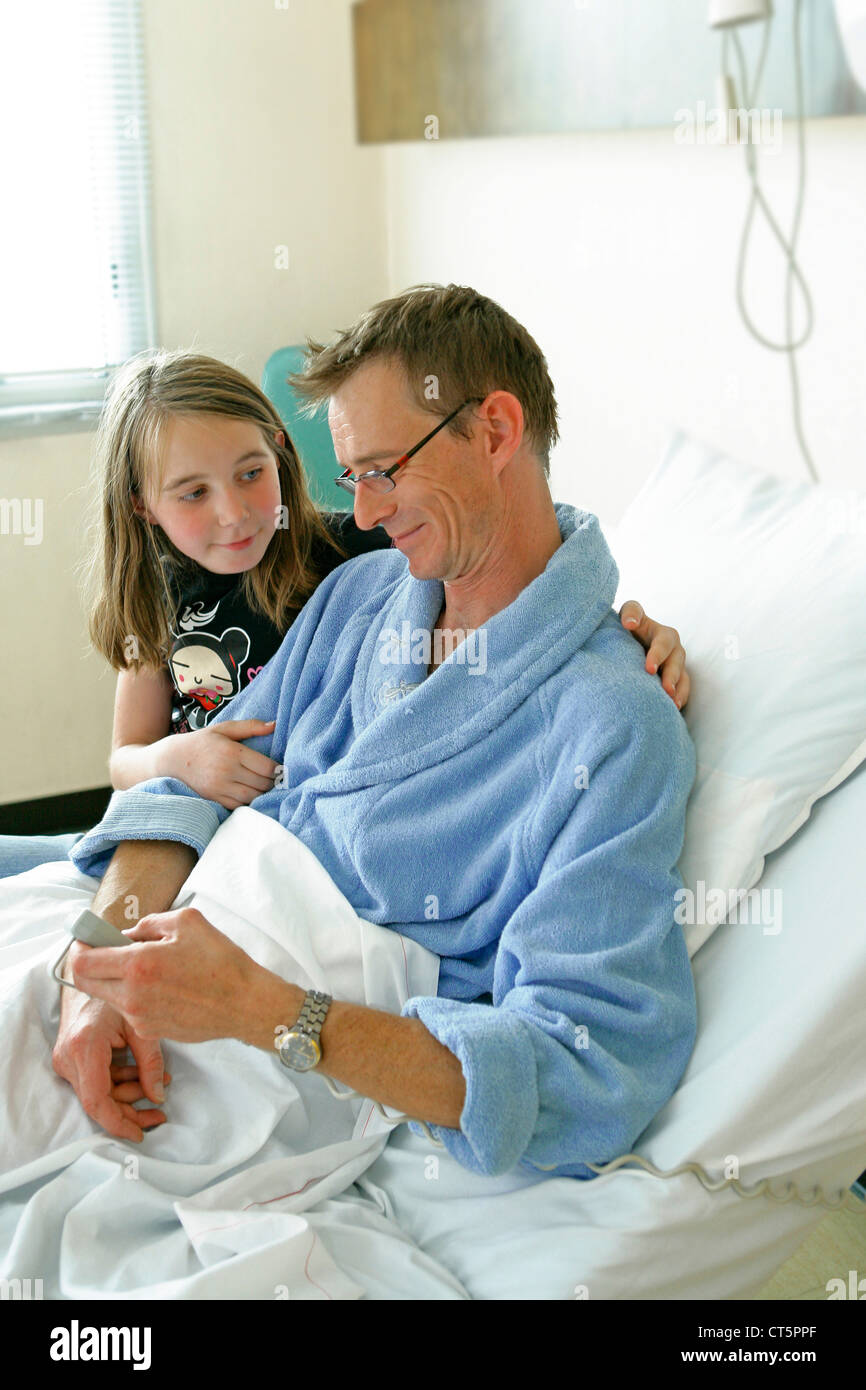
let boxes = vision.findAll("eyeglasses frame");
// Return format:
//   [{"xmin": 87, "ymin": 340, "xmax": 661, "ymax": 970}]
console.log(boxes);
[{"xmin": 334, "ymin": 397, "xmax": 485, "ymax": 495}]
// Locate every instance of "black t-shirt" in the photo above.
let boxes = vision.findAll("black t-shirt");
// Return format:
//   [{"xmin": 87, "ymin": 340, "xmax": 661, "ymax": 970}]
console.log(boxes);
[{"xmin": 165, "ymin": 513, "xmax": 392, "ymax": 733}]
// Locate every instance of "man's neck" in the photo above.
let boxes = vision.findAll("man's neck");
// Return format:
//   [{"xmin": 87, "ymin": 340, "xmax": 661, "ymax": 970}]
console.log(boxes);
[
  {"xmin": 438, "ymin": 500, "xmax": 563, "ymax": 635},
  {"xmin": 424, "ymin": 496, "xmax": 563, "ymax": 675}
]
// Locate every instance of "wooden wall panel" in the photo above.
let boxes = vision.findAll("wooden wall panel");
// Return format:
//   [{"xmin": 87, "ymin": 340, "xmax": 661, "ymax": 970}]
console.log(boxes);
[{"xmin": 351, "ymin": 0, "xmax": 866, "ymax": 144}]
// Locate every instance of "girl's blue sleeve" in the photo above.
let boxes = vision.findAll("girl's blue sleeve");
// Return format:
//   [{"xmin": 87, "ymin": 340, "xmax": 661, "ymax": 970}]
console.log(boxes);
[{"xmin": 400, "ymin": 696, "xmax": 698, "ymax": 1179}]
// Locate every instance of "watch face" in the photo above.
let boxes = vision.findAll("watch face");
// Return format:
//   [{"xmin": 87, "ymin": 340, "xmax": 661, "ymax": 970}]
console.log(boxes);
[{"xmin": 279, "ymin": 1030, "xmax": 320, "ymax": 1072}]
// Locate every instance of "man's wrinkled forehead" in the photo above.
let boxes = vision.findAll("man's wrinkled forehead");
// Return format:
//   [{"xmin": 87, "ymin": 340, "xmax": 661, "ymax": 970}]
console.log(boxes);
[{"xmin": 328, "ymin": 358, "xmax": 422, "ymax": 469}]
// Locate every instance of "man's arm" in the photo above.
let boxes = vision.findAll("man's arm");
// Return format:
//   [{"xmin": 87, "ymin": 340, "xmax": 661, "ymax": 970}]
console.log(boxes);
[
  {"xmin": 239, "ymin": 974, "xmax": 467, "ymax": 1129},
  {"xmin": 60, "ymin": 838, "xmax": 197, "ymax": 985},
  {"xmin": 69, "ymin": 903, "xmax": 467, "ymax": 1130},
  {"xmin": 68, "ymin": 639, "xmax": 289, "ymax": 881},
  {"xmin": 395, "ymin": 696, "xmax": 699, "ymax": 1177},
  {"xmin": 68, "ymin": 553, "xmax": 392, "ymax": 881},
  {"xmin": 91, "ymin": 838, "xmax": 197, "ymax": 925},
  {"xmin": 68, "ymin": 655, "xmax": 288, "ymax": 877}
]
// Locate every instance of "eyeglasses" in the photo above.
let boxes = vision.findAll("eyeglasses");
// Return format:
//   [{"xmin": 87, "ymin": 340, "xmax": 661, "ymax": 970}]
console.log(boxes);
[{"xmin": 334, "ymin": 399, "xmax": 484, "ymax": 495}]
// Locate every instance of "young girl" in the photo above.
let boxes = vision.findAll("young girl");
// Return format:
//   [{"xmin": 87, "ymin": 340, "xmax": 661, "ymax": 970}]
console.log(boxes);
[{"xmin": 0, "ymin": 349, "xmax": 688, "ymax": 872}]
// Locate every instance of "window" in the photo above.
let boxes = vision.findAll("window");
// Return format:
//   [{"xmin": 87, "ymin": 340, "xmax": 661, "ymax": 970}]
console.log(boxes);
[{"xmin": 0, "ymin": 0, "xmax": 156, "ymax": 437}]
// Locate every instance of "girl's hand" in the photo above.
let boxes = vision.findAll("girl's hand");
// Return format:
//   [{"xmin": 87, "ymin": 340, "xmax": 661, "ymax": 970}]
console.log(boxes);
[
  {"xmin": 158, "ymin": 720, "xmax": 279, "ymax": 809},
  {"xmin": 619, "ymin": 602, "xmax": 690, "ymax": 710}
]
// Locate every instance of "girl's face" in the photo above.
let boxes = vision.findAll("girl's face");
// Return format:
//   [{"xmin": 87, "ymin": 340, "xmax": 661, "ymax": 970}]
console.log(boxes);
[{"xmin": 135, "ymin": 413, "xmax": 284, "ymax": 575}]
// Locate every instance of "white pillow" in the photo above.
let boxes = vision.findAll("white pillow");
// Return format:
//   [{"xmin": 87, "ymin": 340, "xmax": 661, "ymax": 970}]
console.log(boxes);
[{"xmin": 605, "ymin": 429, "xmax": 866, "ymax": 956}]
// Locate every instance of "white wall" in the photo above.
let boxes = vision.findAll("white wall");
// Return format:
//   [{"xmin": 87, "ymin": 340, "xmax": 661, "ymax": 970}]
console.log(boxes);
[
  {"xmin": 0, "ymin": 0, "xmax": 388, "ymax": 806},
  {"xmin": 383, "ymin": 116, "xmax": 866, "ymax": 525},
  {"xmin": 4, "ymin": 1, "xmax": 865, "ymax": 808}
]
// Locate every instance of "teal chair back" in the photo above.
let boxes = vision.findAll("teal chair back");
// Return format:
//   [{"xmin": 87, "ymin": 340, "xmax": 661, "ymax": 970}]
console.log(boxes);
[{"xmin": 261, "ymin": 346, "xmax": 350, "ymax": 511}]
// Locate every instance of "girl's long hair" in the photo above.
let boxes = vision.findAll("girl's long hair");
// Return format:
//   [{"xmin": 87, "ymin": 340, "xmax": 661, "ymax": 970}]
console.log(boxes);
[{"xmin": 82, "ymin": 348, "xmax": 347, "ymax": 671}]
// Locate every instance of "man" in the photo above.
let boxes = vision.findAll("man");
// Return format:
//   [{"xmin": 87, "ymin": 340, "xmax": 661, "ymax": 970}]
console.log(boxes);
[{"xmin": 55, "ymin": 283, "xmax": 697, "ymax": 1179}]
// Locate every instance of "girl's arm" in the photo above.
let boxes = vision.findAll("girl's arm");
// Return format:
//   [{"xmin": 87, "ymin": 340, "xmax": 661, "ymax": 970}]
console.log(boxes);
[
  {"xmin": 108, "ymin": 666, "xmax": 176, "ymax": 789},
  {"xmin": 108, "ymin": 666, "xmax": 277, "ymax": 808}
]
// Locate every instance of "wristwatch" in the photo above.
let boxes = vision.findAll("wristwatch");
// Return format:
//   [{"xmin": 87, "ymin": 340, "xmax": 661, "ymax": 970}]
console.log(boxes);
[{"xmin": 276, "ymin": 989, "xmax": 332, "ymax": 1072}]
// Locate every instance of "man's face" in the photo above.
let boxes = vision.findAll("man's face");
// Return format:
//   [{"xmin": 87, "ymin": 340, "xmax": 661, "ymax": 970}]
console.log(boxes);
[{"xmin": 328, "ymin": 359, "xmax": 493, "ymax": 582}]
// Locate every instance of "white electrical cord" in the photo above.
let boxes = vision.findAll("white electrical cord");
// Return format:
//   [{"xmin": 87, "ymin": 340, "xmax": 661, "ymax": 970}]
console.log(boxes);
[
  {"xmin": 51, "ymin": 936, "xmax": 80, "ymax": 988},
  {"xmin": 523, "ymin": 1149, "xmax": 865, "ymax": 1215},
  {"xmin": 720, "ymin": 0, "xmax": 820, "ymax": 482},
  {"xmin": 582, "ymin": 1152, "xmax": 865, "ymax": 1215}
]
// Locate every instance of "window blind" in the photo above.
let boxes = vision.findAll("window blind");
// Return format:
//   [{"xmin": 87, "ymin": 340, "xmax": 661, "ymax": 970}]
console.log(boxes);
[{"xmin": 0, "ymin": 0, "xmax": 156, "ymax": 435}]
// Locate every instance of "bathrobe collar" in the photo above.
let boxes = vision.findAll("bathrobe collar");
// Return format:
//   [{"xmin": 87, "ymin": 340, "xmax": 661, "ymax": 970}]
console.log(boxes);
[{"xmin": 326, "ymin": 503, "xmax": 617, "ymax": 790}]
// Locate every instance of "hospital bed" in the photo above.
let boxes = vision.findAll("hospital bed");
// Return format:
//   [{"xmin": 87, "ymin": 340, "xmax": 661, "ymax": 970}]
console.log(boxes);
[{"xmin": 0, "ymin": 424, "xmax": 863, "ymax": 1300}]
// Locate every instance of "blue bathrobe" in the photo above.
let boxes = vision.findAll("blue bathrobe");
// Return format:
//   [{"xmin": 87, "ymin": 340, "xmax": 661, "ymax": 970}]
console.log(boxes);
[{"xmin": 71, "ymin": 503, "xmax": 698, "ymax": 1179}]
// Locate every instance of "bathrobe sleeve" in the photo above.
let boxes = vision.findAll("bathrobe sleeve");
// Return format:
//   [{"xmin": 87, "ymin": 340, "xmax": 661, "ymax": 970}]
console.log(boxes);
[
  {"xmin": 67, "ymin": 644, "xmax": 291, "ymax": 878},
  {"xmin": 68, "ymin": 557, "xmax": 373, "ymax": 880},
  {"xmin": 401, "ymin": 693, "xmax": 698, "ymax": 1178}
]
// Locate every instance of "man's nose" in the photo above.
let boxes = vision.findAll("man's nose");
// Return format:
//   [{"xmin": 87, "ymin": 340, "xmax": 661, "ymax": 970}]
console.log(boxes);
[{"xmin": 352, "ymin": 481, "xmax": 395, "ymax": 533}]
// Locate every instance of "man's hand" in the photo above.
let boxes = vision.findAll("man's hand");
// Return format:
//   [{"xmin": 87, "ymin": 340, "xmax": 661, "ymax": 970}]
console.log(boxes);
[
  {"xmin": 51, "ymin": 839, "xmax": 196, "ymax": 1141},
  {"xmin": 69, "ymin": 908, "xmax": 261, "ymax": 1045},
  {"xmin": 52, "ymin": 942, "xmax": 170, "ymax": 1144},
  {"xmin": 619, "ymin": 602, "xmax": 690, "ymax": 710}
]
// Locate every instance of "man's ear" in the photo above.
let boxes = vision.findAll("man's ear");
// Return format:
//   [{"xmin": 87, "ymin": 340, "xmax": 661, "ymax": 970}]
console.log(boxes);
[{"xmin": 477, "ymin": 391, "xmax": 524, "ymax": 476}]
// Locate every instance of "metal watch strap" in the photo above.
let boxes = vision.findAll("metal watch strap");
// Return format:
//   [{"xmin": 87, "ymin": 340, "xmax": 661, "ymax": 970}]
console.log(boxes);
[{"xmin": 295, "ymin": 989, "xmax": 332, "ymax": 1042}]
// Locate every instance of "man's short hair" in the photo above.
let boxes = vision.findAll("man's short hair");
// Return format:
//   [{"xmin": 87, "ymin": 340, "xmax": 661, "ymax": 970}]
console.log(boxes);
[{"xmin": 288, "ymin": 283, "xmax": 560, "ymax": 475}]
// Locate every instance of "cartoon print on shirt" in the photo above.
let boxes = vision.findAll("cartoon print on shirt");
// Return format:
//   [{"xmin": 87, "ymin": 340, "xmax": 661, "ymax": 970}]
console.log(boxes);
[{"xmin": 168, "ymin": 627, "xmax": 251, "ymax": 729}]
